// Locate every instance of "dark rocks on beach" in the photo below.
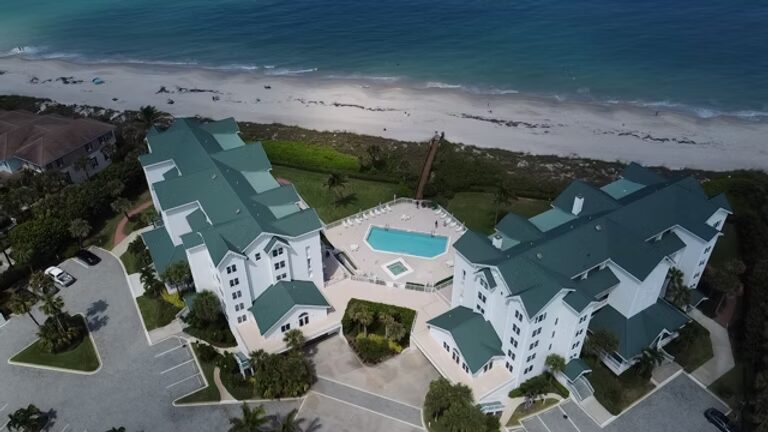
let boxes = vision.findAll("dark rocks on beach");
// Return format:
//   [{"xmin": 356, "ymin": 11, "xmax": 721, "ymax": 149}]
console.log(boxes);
[
  {"xmin": 0, "ymin": 70, "xmax": 5, "ymax": 75},
  {"xmin": 55, "ymin": 76, "xmax": 83, "ymax": 84},
  {"xmin": 167, "ymin": 99, "xmax": 175, "ymax": 105},
  {"xmin": 156, "ymin": 86, "xmax": 171, "ymax": 94},
  {"xmin": 177, "ymin": 86, "xmax": 220, "ymax": 94},
  {"xmin": 29, "ymin": 76, "xmax": 39, "ymax": 84},
  {"xmin": 454, "ymin": 113, "xmax": 551, "ymax": 129},
  {"xmin": 112, "ymin": 98, "xmax": 119, "ymax": 101},
  {"xmin": 264, "ymin": 85, "xmax": 272, "ymax": 89}
]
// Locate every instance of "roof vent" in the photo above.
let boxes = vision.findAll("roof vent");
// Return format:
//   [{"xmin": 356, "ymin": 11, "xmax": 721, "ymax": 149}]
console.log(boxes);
[
  {"xmin": 235, "ymin": 208, "xmax": 241, "ymax": 214},
  {"xmin": 595, "ymin": 224, "xmax": 602, "ymax": 231},
  {"xmin": 492, "ymin": 234, "xmax": 503, "ymax": 250},
  {"xmin": 572, "ymin": 194, "xmax": 584, "ymax": 215},
  {"xmin": 536, "ymin": 252, "xmax": 543, "ymax": 259},
  {"xmin": 211, "ymin": 173, "xmax": 217, "ymax": 180}
]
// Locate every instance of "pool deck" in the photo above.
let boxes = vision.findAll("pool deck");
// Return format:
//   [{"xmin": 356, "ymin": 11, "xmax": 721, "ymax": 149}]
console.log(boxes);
[{"xmin": 324, "ymin": 201, "xmax": 463, "ymax": 286}]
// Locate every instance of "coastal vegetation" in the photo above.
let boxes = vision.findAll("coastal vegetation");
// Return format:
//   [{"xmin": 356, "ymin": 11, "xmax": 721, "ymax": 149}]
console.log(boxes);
[
  {"xmin": 341, "ymin": 299, "xmax": 416, "ymax": 364},
  {"xmin": 183, "ymin": 291, "xmax": 237, "ymax": 347},
  {"xmin": 423, "ymin": 378, "xmax": 500, "ymax": 432},
  {"xmin": 11, "ymin": 314, "xmax": 99, "ymax": 372},
  {"xmin": 6, "ymin": 404, "xmax": 49, "ymax": 432}
]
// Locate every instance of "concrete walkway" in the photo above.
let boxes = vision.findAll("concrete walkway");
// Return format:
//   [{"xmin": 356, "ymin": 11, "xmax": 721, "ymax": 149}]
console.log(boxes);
[
  {"xmin": 112, "ymin": 225, "xmax": 153, "ymax": 257},
  {"xmin": 580, "ymin": 395, "xmax": 614, "ymax": 426},
  {"xmin": 689, "ymin": 308, "xmax": 735, "ymax": 386},
  {"xmin": 313, "ymin": 377, "xmax": 424, "ymax": 428},
  {"xmin": 113, "ymin": 200, "xmax": 153, "ymax": 246},
  {"xmin": 213, "ymin": 367, "xmax": 235, "ymax": 401}
]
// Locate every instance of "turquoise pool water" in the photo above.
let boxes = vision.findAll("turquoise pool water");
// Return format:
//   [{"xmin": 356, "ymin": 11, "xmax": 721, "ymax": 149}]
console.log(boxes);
[{"xmin": 366, "ymin": 227, "xmax": 447, "ymax": 258}]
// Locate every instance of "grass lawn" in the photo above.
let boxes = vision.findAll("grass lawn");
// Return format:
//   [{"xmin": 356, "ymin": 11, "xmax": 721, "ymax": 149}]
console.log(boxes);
[
  {"xmin": 506, "ymin": 398, "xmax": 559, "ymax": 427},
  {"xmin": 123, "ymin": 206, "xmax": 156, "ymax": 234},
  {"xmin": 710, "ymin": 223, "xmax": 740, "ymax": 267},
  {"xmin": 120, "ymin": 249, "xmax": 143, "ymax": 274},
  {"xmin": 220, "ymin": 369, "xmax": 257, "ymax": 400},
  {"xmin": 585, "ymin": 356, "xmax": 655, "ymax": 415},
  {"xmin": 86, "ymin": 190, "xmax": 151, "ymax": 249},
  {"xmin": 176, "ymin": 345, "xmax": 221, "ymax": 404},
  {"xmin": 136, "ymin": 294, "xmax": 181, "ymax": 331},
  {"xmin": 663, "ymin": 321, "xmax": 714, "ymax": 372},
  {"xmin": 261, "ymin": 140, "xmax": 360, "ymax": 172},
  {"xmin": 272, "ymin": 165, "xmax": 401, "ymax": 222},
  {"xmin": 709, "ymin": 363, "xmax": 744, "ymax": 409},
  {"xmin": 447, "ymin": 192, "xmax": 551, "ymax": 234},
  {"xmin": 10, "ymin": 316, "xmax": 99, "ymax": 372}
]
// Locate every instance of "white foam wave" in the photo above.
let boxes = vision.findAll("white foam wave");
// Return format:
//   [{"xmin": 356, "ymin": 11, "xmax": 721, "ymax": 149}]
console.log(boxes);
[
  {"xmin": 425, "ymin": 81, "xmax": 463, "ymax": 89},
  {"xmin": 265, "ymin": 67, "xmax": 319, "ymax": 76}
]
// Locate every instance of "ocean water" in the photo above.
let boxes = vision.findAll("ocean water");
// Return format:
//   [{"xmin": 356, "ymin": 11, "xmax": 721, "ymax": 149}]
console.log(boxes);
[{"xmin": 1, "ymin": 0, "xmax": 767, "ymax": 118}]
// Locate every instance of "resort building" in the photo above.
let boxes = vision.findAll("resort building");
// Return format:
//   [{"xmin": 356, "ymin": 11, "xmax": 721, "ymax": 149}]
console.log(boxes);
[
  {"xmin": 0, "ymin": 110, "xmax": 115, "ymax": 182},
  {"xmin": 426, "ymin": 163, "xmax": 732, "ymax": 410},
  {"xmin": 139, "ymin": 118, "xmax": 330, "ymax": 353}
]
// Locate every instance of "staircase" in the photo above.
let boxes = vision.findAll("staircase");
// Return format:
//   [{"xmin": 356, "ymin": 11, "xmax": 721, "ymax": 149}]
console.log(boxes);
[
  {"xmin": 569, "ymin": 376, "xmax": 595, "ymax": 401},
  {"xmin": 415, "ymin": 132, "xmax": 443, "ymax": 200}
]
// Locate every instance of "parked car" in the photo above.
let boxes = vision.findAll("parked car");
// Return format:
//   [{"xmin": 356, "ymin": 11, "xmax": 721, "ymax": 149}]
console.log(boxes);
[
  {"xmin": 75, "ymin": 249, "xmax": 101, "ymax": 266},
  {"xmin": 705, "ymin": 408, "xmax": 738, "ymax": 432},
  {"xmin": 45, "ymin": 266, "xmax": 76, "ymax": 287}
]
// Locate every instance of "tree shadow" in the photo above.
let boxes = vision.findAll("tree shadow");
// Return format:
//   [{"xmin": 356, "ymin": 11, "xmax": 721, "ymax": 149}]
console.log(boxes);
[
  {"xmin": 334, "ymin": 193, "xmax": 358, "ymax": 208},
  {"xmin": 86, "ymin": 299, "xmax": 110, "ymax": 331},
  {"xmin": 88, "ymin": 314, "xmax": 110, "ymax": 332},
  {"xmin": 86, "ymin": 299, "xmax": 108, "ymax": 317},
  {"xmin": 305, "ymin": 417, "xmax": 321, "ymax": 432},
  {"xmin": 42, "ymin": 408, "xmax": 58, "ymax": 431}
]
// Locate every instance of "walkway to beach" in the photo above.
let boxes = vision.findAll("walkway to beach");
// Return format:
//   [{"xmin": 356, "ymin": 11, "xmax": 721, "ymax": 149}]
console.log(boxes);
[
  {"xmin": 689, "ymin": 308, "xmax": 735, "ymax": 385},
  {"xmin": 113, "ymin": 200, "xmax": 153, "ymax": 246}
]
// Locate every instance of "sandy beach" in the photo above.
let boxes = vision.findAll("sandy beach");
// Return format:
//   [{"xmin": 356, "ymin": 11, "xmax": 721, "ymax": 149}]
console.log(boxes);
[{"xmin": 0, "ymin": 57, "xmax": 766, "ymax": 171}]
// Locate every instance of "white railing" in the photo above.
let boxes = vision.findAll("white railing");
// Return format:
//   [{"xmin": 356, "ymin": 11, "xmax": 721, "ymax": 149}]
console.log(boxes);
[{"xmin": 324, "ymin": 197, "xmax": 466, "ymax": 231}]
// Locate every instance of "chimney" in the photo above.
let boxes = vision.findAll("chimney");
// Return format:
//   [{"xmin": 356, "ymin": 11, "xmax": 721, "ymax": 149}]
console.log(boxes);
[
  {"xmin": 572, "ymin": 194, "xmax": 584, "ymax": 215},
  {"xmin": 492, "ymin": 234, "xmax": 503, "ymax": 249}
]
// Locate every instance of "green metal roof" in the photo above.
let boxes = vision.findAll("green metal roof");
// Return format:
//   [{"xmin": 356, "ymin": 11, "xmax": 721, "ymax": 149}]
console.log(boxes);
[
  {"xmin": 495, "ymin": 213, "xmax": 544, "ymax": 243},
  {"xmin": 453, "ymin": 162, "xmax": 732, "ymax": 318},
  {"xmin": 427, "ymin": 306, "xmax": 503, "ymax": 373},
  {"xmin": 588, "ymin": 299, "xmax": 690, "ymax": 359},
  {"xmin": 140, "ymin": 118, "xmax": 323, "ymax": 267},
  {"xmin": 564, "ymin": 267, "xmax": 621, "ymax": 312},
  {"xmin": 710, "ymin": 193, "xmax": 733, "ymax": 213},
  {"xmin": 689, "ymin": 289, "xmax": 708, "ymax": 307},
  {"xmin": 141, "ymin": 226, "xmax": 188, "ymax": 275},
  {"xmin": 249, "ymin": 280, "xmax": 330, "ymax": 335},
  {"xmin": 564, "ymin": 358, "xmax": 592, "ymax": 382},
  {"xmin": 479, "ymin": 267, "xmax": 497, "ymax": 289},
  {"xmin": 601, "ymin": 178, "xmax": 646, "ymax": 200}
]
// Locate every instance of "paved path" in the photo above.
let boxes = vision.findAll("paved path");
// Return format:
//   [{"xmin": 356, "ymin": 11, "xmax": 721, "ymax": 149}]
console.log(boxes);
[
  {"xmin": 313, "ymin": 377, "xmax": 423, "ymax": 428},
  {"xmin": 690, "ymin": 308, "xmax": 735, "ymax": 385},
  {"xmin": 113, "ymin": 200, "xmax": 153, "ymax": 246},
  {"xmin": 213, "ymin": 367, "xmax": 236, "ymax": 401}
]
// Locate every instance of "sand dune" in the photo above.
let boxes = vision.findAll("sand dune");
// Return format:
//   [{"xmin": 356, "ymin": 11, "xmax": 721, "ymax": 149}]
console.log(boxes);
[{"xmin": 1, "ymin": 57, "xmax": 766, "ymax": 171}]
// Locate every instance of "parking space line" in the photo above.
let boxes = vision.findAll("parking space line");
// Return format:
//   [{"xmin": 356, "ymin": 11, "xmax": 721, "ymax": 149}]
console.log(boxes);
[
  {"xmin": 0, "ymin": 420, "xmax": 8, "ymax": 431},
  {"xmin": 0, "ymin": 403, "xmax": 7, "ymax": 412},
  {"xmin": 537, "ymin": 416, "xmax": 553, "ymax": 432},
  {"xmin": 154, "ymin": 343, "xmax": 184, "ymax": 358},
  {"xmin": 161, "ymin": 359, "xmax": 194, "ymax": 375},
  {"xmin": 316, "ymin": 375, "xmax": 423, "ymax": 410},
  {"xmin": 310, "ymin": 391, "xmax": 424, "ymax": 430},
  {"xmin": 558, "ymin": 406, "xmax": 581, "ymax": 432},
  {"xmin": 166, "ymin": 373, "xmax": 200, "ymax": 389},
  {"xmin": 60, "ymin": 424, "xmax": 70, "ymax": 432}
]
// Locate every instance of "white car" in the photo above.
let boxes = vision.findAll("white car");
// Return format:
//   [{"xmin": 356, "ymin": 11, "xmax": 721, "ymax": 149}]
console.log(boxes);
[{"xmin": 45, "ymin": 266, "xmax": 76, "ymax": 287}]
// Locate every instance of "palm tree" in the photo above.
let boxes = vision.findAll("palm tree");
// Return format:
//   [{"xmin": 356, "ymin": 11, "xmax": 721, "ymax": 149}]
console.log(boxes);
[
  {"xmin": 493, "ymin": 183, "xmax": 514, "ymax": 224},
  {"xmin": 283, "ymin": 329, "xmax": 306, "ymax": 352},
  {"xmin": 228, "ymin": 403, "xmax": 269, "ymax": 432},
  {"xmin": 111, "ymin": 197, "xmax": 132, "ymax": 220},
  {"xmin": 28, "ymin": 271, "xmax": 53, "ymax": 297},
  {"xmin": 105, "ymin": 179, "xmax": 125, "ymax": 198},
  {"xmin": 137, "ymin": 105, "xmax": 168, "ymax": 129},
  {"xmin": 347, "ymin": 302, "xmax": 373, "ymax": 336},
  {"xmin": 325, "ymin": 173, "xmax": 347, "ymax": 202},
  {"xmin": 545, "ymin": 354, "xmax": 566, "ymax": 376},
  {"xmin": 8, "ymin": 291, "xmax": 41, "ymax": 327},
  {"xmin": 40, "ymin": 294, "xmax": 66, "ymax": 333},
  {"xmin": 584, "ymin": 329, "xmax": 619, "ymax": 357},
  {"xmin": 7, "ymin": 404, "xmax": 45, "ymax": 432},
  {"xmin": 269, "ymin": 409, "xmax": 308, "ymax": 432},
  {"xmin": 74, "ymin": 156, "xmax": 92, "ymax": 180},
  {"xmin": 68, "ymin": 218, "xmax": 91, "ymax": 248},
  {"xmin": 105, "ymin": 428, "xmax": 126, "ymax": 432},
  {"xmin": 636, "ymin": 347, "xmax": 665, "ymax": 379},
  {"xmin": 665, "ymin": 267, "xmax": 691, "ymax": 309},
  {"xmin": 707, "ymin": 259, "xmax": 746, "ymax": 312}
]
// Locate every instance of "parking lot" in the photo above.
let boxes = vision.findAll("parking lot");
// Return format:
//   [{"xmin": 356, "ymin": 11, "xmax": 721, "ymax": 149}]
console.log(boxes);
[
  {"xmin": 0, "ymin": 249, "xmax": 298, "ymax": 431},
  {"xmin": 519, "ymin": 374, "xmax": 728, "ymax": 432}
]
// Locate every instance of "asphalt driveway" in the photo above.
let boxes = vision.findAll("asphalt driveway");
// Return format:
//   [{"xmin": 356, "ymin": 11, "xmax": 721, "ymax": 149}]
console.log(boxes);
[{"xmin": 0, "ymin": 249, "xmax": 298, "ymax": 431}]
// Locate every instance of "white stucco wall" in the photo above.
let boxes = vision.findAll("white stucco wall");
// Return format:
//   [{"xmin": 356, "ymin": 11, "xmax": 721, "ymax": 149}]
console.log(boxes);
[
  {"xmin": 262, "ymin": 306, "xmax": 328, "ymax": 340},
  {"xmin": 218, "ymin": 254, "xmax": 253, "ymax": 327},
  {"xmin": 142, "ymin": 160, "xmax": 178, "ymax": 210},
  {"xmin": 606, "ymin": 259, "xmax": 669, "ymax": 318},
  {"xmin": 163, "ymin": 202, "xmax": 201, "ymax": 246}
]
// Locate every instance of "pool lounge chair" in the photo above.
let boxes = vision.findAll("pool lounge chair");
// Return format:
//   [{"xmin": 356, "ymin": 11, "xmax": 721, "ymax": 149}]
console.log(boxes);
[
  {"xmin": 342, "ymin": 220, "xmax": 349, "ymax": 227},
  {"xmin": 433, "ymin": 207, "xmax": 442, "ymax": 214},
  {"xmin": 449, "ymin": 220, "xmax": 457, "ymax": 227},
  {"xmin": 350, "ymin": 244, "xmax": 359, "ymax": 251},
  {"xmin": 356, "ymin": 217, "xmax": 363, "ymax": 224},
  {"xmin": 455, "ymin": 225, "xmax": 463, "ymax": 232},
  {"xmin": 386, "ymin": 204, "xmax": 392, "ymax": 212},
  {"xmin": 440, "ymin": 212, "xmax": 447, "ymax": 219},
  {"xmin": 363, "ymin": 212, "xmax": 369, "ymax": 220}
]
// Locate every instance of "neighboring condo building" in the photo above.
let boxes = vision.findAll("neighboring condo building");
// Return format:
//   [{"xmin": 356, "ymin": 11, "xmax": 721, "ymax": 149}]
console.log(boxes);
[
  {"xmin": 0, "ymin": 110, "xmax": 115, "ymax": 182},
  {"xmin": 139, "ymin": 118, "xmax": 330, "ymax": 353},
  {"xmin": 427, "ymin": 163, "xmax": 732, "ymax": 411}
]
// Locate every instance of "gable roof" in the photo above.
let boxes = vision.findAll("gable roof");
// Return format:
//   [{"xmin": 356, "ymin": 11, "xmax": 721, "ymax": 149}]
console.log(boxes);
[
  {"xmin": 588, "ymin": 299, "xmax": 689, "ymax": 359},
  {"xmin": 140, "ymin": 118, "xmax": 323, "ymax": 267},
  {"xmin": 0, "ymin": 110, "xmax": 114, "ymax": 166},
  {"xmin": 427, "ymin": 306, "xmax": 503, "ymax": 373},
  {"xmin": 141, "ymin": 226, "xmax": 188, "ymax": 274},
  {"xmin": 454, "ymin": 162, "xmax": 732, "ymax": 318},
  {"xmin": 249, "ymin": 280, "xmax": 330, "ymax": 335}
]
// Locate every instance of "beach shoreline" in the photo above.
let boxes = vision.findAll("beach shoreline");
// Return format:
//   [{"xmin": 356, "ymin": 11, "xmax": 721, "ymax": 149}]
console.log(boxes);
[{"xmin": 1, "ymin": 56, "xmax": 766, "ymax": 171}]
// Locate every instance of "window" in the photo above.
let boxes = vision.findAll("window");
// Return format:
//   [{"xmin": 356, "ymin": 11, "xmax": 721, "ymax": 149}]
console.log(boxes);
[
  {"xmin": 555, "ymin": 317, "xmax": 559, "ymax": 325},
  {"xmin": 571, "ymin": 341, "xmax": 580, "ymax": 350},
  {"xmin": 229, "ymin": 278, "xmax": 240, "ymax": 287},
  {"xmin": 272, "ymin": 247, "xmax": 285, "ymax": 258},
  {"xmin": 693, "ymin": 272, "xmax": 701, "ymax": 279},
  {"xmin": 480, "ymin": 279, "xmax": 488, "ymax": 289},
  {"xmin": 509, "ymin": 337, "xmax": 518, "ymax": 348},
  {"xmin": 273, "ymin": 261, "xmax": 286, "ymax": 270},
  {"xmin": 534, "ymin": 313, "xmax": 547, "ymax": 323},
  {"xmin": 477, "ymin": 291, "xmax": 487, "ymax": 303},
  {"xmin": 462, "ymin": 270, "xmax": 466, "ymax": 281},
  {"xmin": 231, "ymin": 291, "xmax": 242, "ymax": 300},
  {"xmin": 704, "ymin": 246, "xmax": 712, "ymax": 254},
  {"xmin": 579, "ymin": 315, "xmax": 588, "ymax": 324},
  {"xmin": 235, "ymin": 303, "xmax": 240, "ymax": 312},
  {"xmin": 85, "ymin": 142, "xmax": 93, "ymax": 152},
  {"xmin": 505, "ymin": 362, "xmax": 514, "ymax": 373},
  {"xmin": 514, "ymin": 310, "xmax": 523, "ymax": 321},
  {"xmin": 475, "ymin": 304, "xmax": 485, "ymax": 314},
  {"xmin": 281, "ymin": 323, "xmax": 291, "ymax": 333},
  {"xmin": 237, "ymin": 315, "xmax": 247, "ymax": 324},
  {"xmin": 226, "ymin": 264, "xmax": 237, "ymax": 274},
  {"xmin": 55, "ymin": 158, "xmax": 64, "ymax": 168},
  {"xmin": 526, "ymin": 353, "xmax": 536, "ymax": 363},
  {"xmin": 254, "ymin": 253, "xmax": 261, "ymax": 261},
  {"xmin": 276, "ymin": 273, "xmax": 288, "ymax": 281},
  {"xmin": 524, "ymin": 365, "xmax": 533, "ymax": 374},
  {"xmin": 699, "ymin": 259, "xmax": 706, "ymax": 266},
  {"xmin": 452, "ymin": 349, "xmax": 460, "ymax": 364},
  {"xmin": 299, "ymin": 312, "xmax": 309, "ymax": 327},
  {"xmin": 512, "ymin": 324, "xmax": 520, "ymax": 335},
  {"xmin": 507, "ymin": 350, "xmax": 516, "ymax": 360},
  {"xmin": 532, "ymin": 327, "xmax": 542, "ymax": 338},
  {"xmin": 443, "ymin": 342, "xmax": 450, "ymax": 352},
  {"xmin": 529, "ymin": 341, "xmax": 539, "ymax": 350},
  {"xmin": 548, "ymin": 344, "xmax": 552, "ymax": 350},
  {"xmin": 462, "ymin": 363, "xmax": 469, "ymax": 373},
  {"xmin": 551, "ymin": 331, "xmax": 556, "ymax": 338}
]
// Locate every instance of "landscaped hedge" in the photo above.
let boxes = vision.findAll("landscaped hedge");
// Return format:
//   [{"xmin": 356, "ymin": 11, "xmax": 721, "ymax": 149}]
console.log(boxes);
[
  {"xmin": 342, "ymin": 298, "xmax": 416, "ymax": 364},
  {"xmin": 341, "ymin": 298, "xmax": 417, "ymax": 345},
  {"xmin": 509, "ymin": 373, "xmax": 569, "ymax": 399}
]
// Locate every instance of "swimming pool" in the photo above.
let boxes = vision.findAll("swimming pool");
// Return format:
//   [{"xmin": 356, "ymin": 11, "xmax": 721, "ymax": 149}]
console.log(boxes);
[{"xmin": 366, "ymin": 226, "xmax": 448, "ymax": 258}]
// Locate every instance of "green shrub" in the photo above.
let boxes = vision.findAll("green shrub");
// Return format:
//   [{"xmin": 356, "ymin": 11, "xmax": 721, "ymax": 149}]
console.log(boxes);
[
  {"xmin": 262, "ymin": 140, "xmax": 359, "ymax": 173},
  {"xmin": 194, "ymin": 342, "xmax": 220, "ymax": 363},
  {"xmin": 509, "ymin": 373, "xmax": 569, "ymax": 399},
  {"xmin": 341, "ymin": 298, "xmax": 416, "ymax": 346},
  {"xmin": 353, "ymin": 333, "xmax": 394, "ymax": 363}
]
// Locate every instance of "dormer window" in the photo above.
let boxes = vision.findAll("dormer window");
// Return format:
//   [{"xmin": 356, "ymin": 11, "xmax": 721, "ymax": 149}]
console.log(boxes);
[
  {"xmin": 477, "ymin": 292, "xmax": 487, "ymax": 303},
  {"xmin": 480, "ymin": 279, "xmax": 488, "ymax": 289}
]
